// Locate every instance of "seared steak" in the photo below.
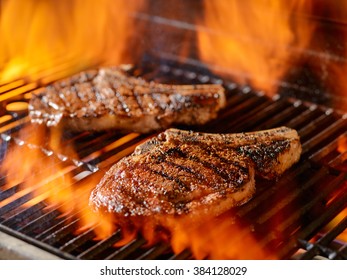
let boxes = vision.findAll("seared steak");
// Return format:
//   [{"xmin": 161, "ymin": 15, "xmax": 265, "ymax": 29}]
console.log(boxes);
[
  {"xmin": 90, "ymin": 127, "xmax": 302, "ymax": 217},
  {"xmin": 28, "ymin": 66, "xmax": 226, "ymax": 133}
]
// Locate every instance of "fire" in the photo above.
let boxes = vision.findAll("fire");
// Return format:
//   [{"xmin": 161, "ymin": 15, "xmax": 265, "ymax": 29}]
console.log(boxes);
[
  {"xmin": 120, "ymin": 213, "xmax": 274, "ymax": 259},
  {"xmin": 0, "ymin": 0, "xmax": 144, "ymax": 84},
  {"xmin": 165, "ymin": 215, "xmax": 273, "ymax": 259},
  {"xmin": 0, "ymin": 124, "xmax": 115, "ymax": 240},
  {"xmin": 330, "ymin": 136, "xmax": 347, "ymax": 242},
  {"xmin": 197, "ymin": 0, "xmax": 314, "ymax": 95},
  {"xmin": 313, "ymin": 1, "xmax": 347, "ymax": 109},
  {"xmin": 323, "ymin": 182, "xmax": 347, "ymax": 244},
  {"xmin": 327, "ymin": 59, "xmax": 347, "ymax": 110},
  {"xmin": 320, "ymin": 139, "xmax": 347, "ymax": 244},
  {"xmin": 337, "ymin": 135, "xmax": 347, "ymax": 154}
]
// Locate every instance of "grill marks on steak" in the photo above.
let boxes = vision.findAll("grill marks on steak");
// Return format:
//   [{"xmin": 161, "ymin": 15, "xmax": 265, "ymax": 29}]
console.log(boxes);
[
  {"xmin": 90, "ymin": 127, "xmax": 302, "ymax": 217},
  {"xmin": 28, "ymin": 66, "xmax": 226, "ymax": 133},
  {"xmin": 92, "ymin": 144, "xmax": 252, "ymax": 216}
]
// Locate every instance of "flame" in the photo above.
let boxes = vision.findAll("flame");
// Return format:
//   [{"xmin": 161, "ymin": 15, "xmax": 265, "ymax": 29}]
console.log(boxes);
[
  {"xmin": 312, "ymin": 1, "xmax": 347, "ymax": 110},
  {"xmin": 165, "ymin": 215, "xmax": 273, "ymax": 259},
  {"xmin": 337, "ymin": 135, "xmax": 347, "ymax": 154},
  {"xmin": 323, "ymin": 183, "xmax": 347, "ymax": 244},
  {"xmin": 0, "ymin": 124, "xmax": 115, "ymax": 240},
  {"xmin": 332, "ymin": 136, "xmax": 347, "ymax": 242},
  {"xmin": 327, "ymin": 61, "xmax": 347, "ymax": 110},
  {"xmin": 328, "ymin": 208, "xmax": 347, "ymax": 243},
  {"xmin": 0, "ymin": 0, "xmax": 144, "ymax": 83},
  {"xmin": 322, "ymin": 135, "xmax": 347, "ymax": 243},
  {"xmin": 112, "ymin": 213, "xmax": 274, "ymax": 259},
  {"xmin": 197, "ymin": 0, "xmax": 314, "ymax": 95}
]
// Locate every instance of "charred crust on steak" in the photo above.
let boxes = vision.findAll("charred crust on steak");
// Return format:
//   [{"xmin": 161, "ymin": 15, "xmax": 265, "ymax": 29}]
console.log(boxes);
[
  {"xmin": 29, "ymin": 66, "xmax": 226, "ymax": 133},
  {"xmin": 90, "ymin": 126, "xmax": 302, "ymax": 218}
]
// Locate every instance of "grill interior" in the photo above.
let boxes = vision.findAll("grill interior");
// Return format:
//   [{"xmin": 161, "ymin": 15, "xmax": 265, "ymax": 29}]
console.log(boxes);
[{"xmin": 0, "ymin": 58, "xmax": 346, "ymax": 260}]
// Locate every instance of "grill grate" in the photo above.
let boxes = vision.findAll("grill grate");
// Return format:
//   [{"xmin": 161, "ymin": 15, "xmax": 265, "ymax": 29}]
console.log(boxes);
[{"xmin": 0, "ymin": 60, "xmax": 346, "ymax": 259}]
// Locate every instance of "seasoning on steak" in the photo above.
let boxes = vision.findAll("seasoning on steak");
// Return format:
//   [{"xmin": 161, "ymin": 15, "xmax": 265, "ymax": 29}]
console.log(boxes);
[
  {"xmin": 28, "ymin": 66, "xmax": 226, "ymax": 133},
  {"xmin": 89, "ymin": 126, "xmax": 302, "ymax": 217}
]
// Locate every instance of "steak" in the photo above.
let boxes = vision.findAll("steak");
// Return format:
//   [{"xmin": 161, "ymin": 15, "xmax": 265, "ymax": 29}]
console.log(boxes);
[
  {"xmin": 28, "ymin": 66, "xmax": 226, "ymax": 133},
  {"xmin": 89, "ymin": 127, "xmax": 302, "ymax": 217}
]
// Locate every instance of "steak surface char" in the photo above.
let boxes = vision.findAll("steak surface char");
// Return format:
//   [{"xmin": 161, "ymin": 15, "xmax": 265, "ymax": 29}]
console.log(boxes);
[
  {"xmin": 90, "ymin": 127, "xmax": 302, "ymax": 217},
  {"xmin": 28, "ymin": 66, "xmax": 226, "ymax": 133}
]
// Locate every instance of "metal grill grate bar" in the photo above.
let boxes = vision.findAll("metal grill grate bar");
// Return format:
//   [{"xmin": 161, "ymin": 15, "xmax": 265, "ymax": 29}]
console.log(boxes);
[
  {"xmin": 78, "ymin": 230, "xmax": 123, "ymax": 259},
  {"xmin": 299, "ymin": 216, "xmax": 347, "ymax": 259},
  {"xmin": 59, "ymin": 228, "xmax": 96, "ymax": 254},
  {"xmin": 279, "ymin": 180, "xmax": 347, "ymax": 259},
  {"xmin": 105, "ymin": 237, "xmax": 148, "ymax": 260}
]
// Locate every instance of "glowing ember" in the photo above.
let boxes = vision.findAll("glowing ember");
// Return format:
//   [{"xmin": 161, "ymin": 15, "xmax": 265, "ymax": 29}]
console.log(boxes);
[{"xmin": 197, "ymin": 0, "xmax": 314, "ymax": 95}]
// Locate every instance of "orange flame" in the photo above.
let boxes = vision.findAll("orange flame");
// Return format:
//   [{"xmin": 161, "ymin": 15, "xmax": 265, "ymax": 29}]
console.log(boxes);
[
  {"xmin": 197, "ymin": 0, "xmax": 314, "ymax": 95},
  {"xmin": 0, "ymin": 124, "xmax": 115, "ymax": 240},
  {"xmin": 166, "ymin": 215, "xmax": 273, "ymax": 259},
  {"xmin": 337, "ymin": 135, "xmax": 347, "ymax": 154},
  {"xmin": 313, "ymin": 1, "xmax": 347, "ymax": 110},
  {"xmin": 319, "ymin": 138, "xmax": 347, "ymax": 244},
  {"xmin": 117, "ymin": 213, "xmax": 274, "ymax": 259},
  {"xmin": 333, "ymin": 136, "xmax": 347, "ymax": 242},
  {"xmin": 326, "ymin": 62, "xmax": 347, "ymax": 111},
  {"xmin": 324, "ymin": 189, "xmax": 347, "ymax": 243},
  {"xmin": 0, "ymin": 0, "xmax": 144, "ymax": 83}
]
